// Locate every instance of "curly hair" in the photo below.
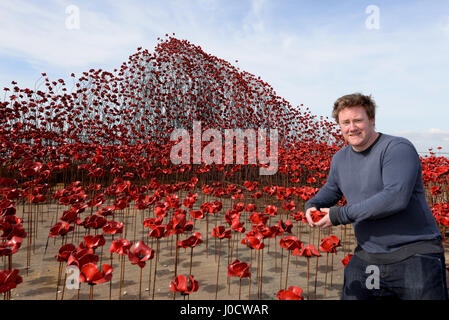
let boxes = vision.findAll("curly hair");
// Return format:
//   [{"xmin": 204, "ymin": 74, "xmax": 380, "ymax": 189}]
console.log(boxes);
[{"xmin": 332, "ymin": 93, "xmax": 377, "ymax": 123}]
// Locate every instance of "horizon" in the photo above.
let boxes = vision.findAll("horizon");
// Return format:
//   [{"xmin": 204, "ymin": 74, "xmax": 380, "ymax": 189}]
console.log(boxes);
[{"xmin": 1, "ymin": 0, "xmax": 448, "ymax": 154}]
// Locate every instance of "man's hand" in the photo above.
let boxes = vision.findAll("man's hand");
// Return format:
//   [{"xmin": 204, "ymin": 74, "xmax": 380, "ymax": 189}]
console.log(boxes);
[
  {"xmin": 305, "ymin": 207, "xmax": 318, "ymax": 227},
  {"xmin": 314, "ymin": 208, "xmax": 333, "ymax": 229},
  {"xmin": 305, "ymin": 207, "xmax": 333, "ymax": 229}
]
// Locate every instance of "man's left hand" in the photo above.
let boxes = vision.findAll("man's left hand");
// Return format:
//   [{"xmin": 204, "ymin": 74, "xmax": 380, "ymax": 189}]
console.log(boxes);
[{"xmin": 314, "ymin": 208, "xmax": 333, "ymax": 229}]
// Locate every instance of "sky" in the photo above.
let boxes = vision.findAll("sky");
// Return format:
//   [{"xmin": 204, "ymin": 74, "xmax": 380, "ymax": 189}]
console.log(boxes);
[{"xmin": 1, "ymin": 0, "xmax": 449, "ymax": 154}]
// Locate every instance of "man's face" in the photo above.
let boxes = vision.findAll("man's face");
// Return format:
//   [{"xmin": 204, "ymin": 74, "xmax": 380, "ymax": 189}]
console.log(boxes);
[{"xmin": 338, "ymin": 106, "xmax": 377, "ymax": 151}]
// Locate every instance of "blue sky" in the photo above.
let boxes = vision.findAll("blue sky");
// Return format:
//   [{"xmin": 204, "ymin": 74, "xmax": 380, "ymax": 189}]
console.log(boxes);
[{"xmin": 1, "ymin": 0, "xmax": 449, "ymax": 153}]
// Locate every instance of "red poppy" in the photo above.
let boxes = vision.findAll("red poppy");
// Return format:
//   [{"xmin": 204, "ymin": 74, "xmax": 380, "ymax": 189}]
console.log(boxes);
[
  {"xmin": 0, "ymin": 269, "xmax": 23, "ymax": 294},
  {"xmin": 83, "ymin": 234, "xmax": 106, "ymax": 250},
  {"xmin": 148, "ymin": 225, "xmax": 168, "ymax": 239},
  {"xmin": 102, "ymin": 220, "xmax": 123, "ymax": 235},
  {"xmin": 296, "ymin": 244, "xmax": 321, "ymax": 257},
  {"xmin": 245, "ymin": 203, "xmax": 256, "ymax": 212},
  {"xmin": 55, "ymin": 243, "xmax": 76, "ymax": 262},
  {"xmin": 109, "ymin": 238, "xmax": 132, "ymax": 255},
  {"xmin": 0, "ymin": 199, "xmax": 16, "ymax": 217},
  {"xmin": 211, "ymin": 226, "xmax": 231, "ymax": 239},
  {"xmin": 49, "ymin": 221, "xmax": 74, "ymax": 237},
  {"xmin": 310, "ymin": 210, "xmax": 326, "ymax": 223},
  {"xmin": 241, "ymin": 231, "xmax": 264, "ymax": 250},
  {"xmin": 79, "ymin": 263, "xmax": 113, "ymax": 285},
  {"xmin": 177, "ymin": 232, "xmax": 203, "ymax": 248},
  {"xmin": 282, "ymin": 200, "xmax": 295, "ymax": 211},
  {"xmin": 169, "ymin": 275, "xmax": 199, "ymax": 295},
  {"xmin": 0, "ymin": 236, "xmax": 22, "ymax": 256},
  {"xmin": 190, "ymin": 209, "xmax": 204, "ymax": 220},
  {"xmin": 319, "ymin": 235, "xmax": 341, "ymax": 254},
  {"xmin": 264, "ymin": 205, "xmax": 278, "ymax": 216},
  {"xmin": 227, "ymin": 259, "xmax": 251, "ymax": 278},
  {"xmin": 231, "ymin": 218, "xmax": 246, "ymax": 233},
  {"xmin": 277, "ymin": 219, "xmax": 293, "ymax": 234},
  {"xmin": 248, "ymin": 212, "xmax": 268, "ymax": 225},
  {"xmin": 128, "ymin": 240, "xmax": 154, "ymax": 268},
  {"xmin": 341, "ymin": 254, "xmax": 354, "ymax": 267},
  {"xmin": 143, "ymin": 217, "xmax": 163, "ymax": 229},
  {"xmin": 277, "ymin": 286, "xmax": 304, "ymax": 300},
  {"xmin": 279, "ymin": 235, "xmax": 303, "ymax": 251},
  {"xmin": 84, "ymin": 214, "xmax": 107, "ymax": 229}
]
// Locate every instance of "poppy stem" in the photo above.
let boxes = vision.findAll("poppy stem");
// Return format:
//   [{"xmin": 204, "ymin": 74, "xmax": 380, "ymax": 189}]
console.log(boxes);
[
  {"xmin": 284, "ymin": 251, "xmax": 290, "ymax": 290},
  {"xmin": 306, "ymin": 258, "xmax": 310, "ymax": 300},
  {"xmin": 279, "ymin": 247, "xmax": 283, "ymax": 290},
  {"xmin": 314, "ymin": 255, "xmax": 319, "ymax": 300},
  {"xmin": 139, "ymin": 267, "xmax": 143, "ymax": 300},
  {"xmin": 324, "ymin": 252, "xmax": 329, "ymax": 298},
  {"xmin": 239, "ymin": 277, "xmax": 242, "ymax": 300},
  {"xmin": 152, "ymin": 239, "xmax": 160, "ymax": 300},
  {"xmin": 89, "ymin": 284, "xmax": 94, "ymax": 300},
  {"xmin": 189, "ymin": 247, "xmax": 193, "ymax": 277},
  {"xmin": 215, "ymin": 239, "xmax": 222, "ymax": 300},
  {"xmin": 330, "ymin": 253, "xmax": 334, "ymax": 287}
]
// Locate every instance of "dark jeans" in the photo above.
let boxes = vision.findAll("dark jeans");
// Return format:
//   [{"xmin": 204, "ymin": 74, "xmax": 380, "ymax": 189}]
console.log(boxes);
[{"xmin": 342, "ymin": 252, "xmax": 449, "ymax": 300}]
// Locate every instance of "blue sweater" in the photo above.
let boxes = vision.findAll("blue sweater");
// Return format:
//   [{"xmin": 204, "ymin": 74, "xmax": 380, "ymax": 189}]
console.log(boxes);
[{"xmin": 305, "ymin": 133, "xmax": 443, "ymax": 263}]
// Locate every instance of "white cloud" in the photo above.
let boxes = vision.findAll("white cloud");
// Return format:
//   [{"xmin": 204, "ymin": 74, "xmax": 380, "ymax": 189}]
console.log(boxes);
[{"xmin": 393, "ymin": 129, "xmax": 449, "ymax": 154}]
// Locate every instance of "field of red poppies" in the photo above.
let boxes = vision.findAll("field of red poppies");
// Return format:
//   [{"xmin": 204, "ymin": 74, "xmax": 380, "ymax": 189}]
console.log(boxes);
[{"xmin": 1, "ymin": 36, "xmax": 448, "ymax": 300}]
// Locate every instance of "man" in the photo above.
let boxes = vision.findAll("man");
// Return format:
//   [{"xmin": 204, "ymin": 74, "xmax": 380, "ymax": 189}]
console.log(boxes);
[{"xmin": 305, "ymin": 93, "xmax": 448, "ymax": 300}]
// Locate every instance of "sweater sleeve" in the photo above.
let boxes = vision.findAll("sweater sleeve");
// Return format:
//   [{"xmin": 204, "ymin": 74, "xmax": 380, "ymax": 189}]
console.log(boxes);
[
  {"xmin": 305, "ymin": 155, "xmax": 343, "ymax": 212},
  {"xmin": 335, "ymin": 142, "xmax": 420, "ymax": 225}
]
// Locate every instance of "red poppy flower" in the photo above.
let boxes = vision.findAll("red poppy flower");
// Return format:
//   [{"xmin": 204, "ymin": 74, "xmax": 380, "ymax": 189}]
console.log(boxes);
[
  {"xmin": 0, "ymin": 199, "xmax": 16, "ymax": 217},
  {"xmin": 231, "ymin": 218, "xmax": 246, "ymax": 233},
  {"xmin": 241, "ymin": 232, "xmax": 264, "ymax": 250},
  {"xmin": 227, "ymin": 259, "xmax": 251, "ymax": 278},
  {"xmin": 310, "ymin": 210, "xmax": 326, "ymax": 223},
  {"xmin": 49, "ymin": 221, "xmax": 74, "ymax": 237},
  {"xmin": 279, "ymin": 235, "xmax": 303, "ymax": 251},
  {"xmin": 67, "ymin": 249, "xmax": 98, "ymax": 269},
  {"xmin": 190, "ymin": 209, "xmax": 204, "ymax": 220},
  {"xmin": 297, "ymin": 244, "xmax": 321, "ymax": 257},
  {"xmin": 0, "ymin": 236, "xmax": 22, "ymax": 256},
  {"xmin": 282, "ymin": 200, "xmax": 295, "ymax": 211},
  {"xmin": 245, "ymin": 203, "xmax": 256, "ymax": 212},
  {"xmin": 55, "ymin": 243, "xmax": 76, "ymax": 262},
  {"xmin": 341, "ymin": 254, "xmax": 354, "ymax": 267},
  {"xmin": 264, "ymin": 205, "xmax": 278, "ymax": 216},
  {"xmin": 79, "ymin": 263, "xmax": 113, "ymax": 285},
  {"xmin": 277, "ymin": 286, "xmax": 304, "ymax": 300},
  {"xmin": 109, "ymin": 238, "xmax": 132, "ymax": 255},
  {"xmin": 84, "ymin": 214, "xmax": 107, "ymax": 229},
  {"xmin": 169, "ymin": 275, "xmax": 199, "ymax": 295},
  {"xmin": 83, "ymin": 234, "xmax": 106, "ymax": 250},
  {"xmin": 248, "ymin": 212, "xmax": 268, "ymax": 225},
  {"xmin": 277, "ymin": 219, "xmax": 293, "ymax": 234},
  {"xmin": 0, "ymin": 269, "xmax": 23, "ymax": 294},
  {"xmin": 102, "ymin": 220, "xmax": 123, "ymax": 235},
  {"xmin": 128, "ymin": 240, "xmax": 154, "ymax": 268},
  {"xmin": 177, "ymin": 232, "xmax": 203, "ymax": 248},
  {"xmin": 143, "ymin": 217, "xmax": 163, "ymax": 229},
  {"xmin": 319, "ymin": 235, "xmax": 341, "ymax": 254},
  {"xmin": 211, "ymin": 226, "xmax": 231, "ymax": 239},
  {"xmin": 148, "ymin": 225, "xmax": 168, "ymax": 239}
]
